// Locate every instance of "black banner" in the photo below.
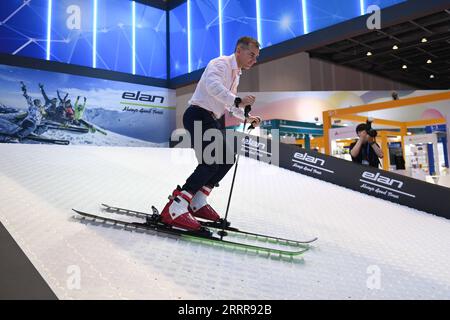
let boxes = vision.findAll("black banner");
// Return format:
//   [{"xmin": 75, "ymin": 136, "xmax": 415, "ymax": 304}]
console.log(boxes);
[{"xmin": 237, "ymin": 134, "xmax": 450, "ymax": 219}]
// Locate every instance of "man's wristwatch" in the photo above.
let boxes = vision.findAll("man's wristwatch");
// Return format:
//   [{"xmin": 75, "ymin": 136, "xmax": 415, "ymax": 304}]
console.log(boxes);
[{"xmin": 234, "ymin": 97, "xmax": 242, "ymax": 108}]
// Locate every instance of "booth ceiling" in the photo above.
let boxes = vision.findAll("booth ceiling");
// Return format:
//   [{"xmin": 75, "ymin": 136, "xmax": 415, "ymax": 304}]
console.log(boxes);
[{"xmin": 309, "ymin": 9, "xmax": 450, "ymax": 90}]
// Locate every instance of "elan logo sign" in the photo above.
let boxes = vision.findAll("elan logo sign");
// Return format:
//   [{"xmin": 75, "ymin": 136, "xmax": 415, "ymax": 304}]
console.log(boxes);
[
  {"xmin": 122, "ymin": 91, "xmax": 165, "ymax": 104},
  {"xmin": 294, "ymin": 152, "xmax": 325, "ymax": 166},
  {"xmin": 292, "ymin": 152, "xmax": 334, "ymax": 175},
  {"xmin": 242, "ymin": 137, "xmax": 265, "ymax": 150},
  {"xmin": 360, "ymin": 171, "xmax": 415, "ymax": 199},
  {"xmin": 241, "ymin": 137, "xmax": 272, "ymax": 161},
  {"xmin": 361, "ymin": 172, "xmax": 403, "ymax": 189}
]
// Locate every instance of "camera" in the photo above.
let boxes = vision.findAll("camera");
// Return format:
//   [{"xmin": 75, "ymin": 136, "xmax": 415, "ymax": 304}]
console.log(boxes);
[{"xmin": 366, "ymin": 119, "xmax": 378, "ymax": 138}]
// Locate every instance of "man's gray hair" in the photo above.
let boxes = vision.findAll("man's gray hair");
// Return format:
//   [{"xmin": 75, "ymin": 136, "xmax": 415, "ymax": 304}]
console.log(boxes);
[{"xmin": 235, "ymin": 36, "xmax": 260, "ymax": 52}]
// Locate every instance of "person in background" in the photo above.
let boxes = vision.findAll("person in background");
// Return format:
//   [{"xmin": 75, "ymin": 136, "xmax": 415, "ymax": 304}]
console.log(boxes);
[
  {"xmin": 39, "ymin": 83, "xmax": 58, "ymax": 120},
  {"xmin": 56, "ymin": 90, "xmax": 69, "ymax": 123},
  {"xmin": 64, "ymin": 99, "xmax": 75, "ymax": 122},
  {"xmin": 73, "ymin": 96, "xmax": 87, "ymax": 125},
  {"xmin": 350, "ymin": 123, "xmax": 384, "ymax": 168},
  {"xmin": 16, "ymin": 81, "xmax": 47, "ymax": 138}
]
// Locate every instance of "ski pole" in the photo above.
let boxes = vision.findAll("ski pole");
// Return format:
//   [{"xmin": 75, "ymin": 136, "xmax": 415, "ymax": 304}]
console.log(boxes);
[{"xmin": 219, "ymin": 105, "xmax": 254, "ymax": 239}]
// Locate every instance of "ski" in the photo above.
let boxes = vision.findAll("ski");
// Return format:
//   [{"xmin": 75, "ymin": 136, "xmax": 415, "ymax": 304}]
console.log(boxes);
[
  {"xmin": 72, "ymin": 209, "xmax": 308, "ymax": 257},
  {"xmin": 46, "ymin": 125, "xmax": 89, "ymax": 133},
  {"xmin": 79, "ymin": 119, "xmax": 108, "ymax": 135},
  {"xmin": 100, "ymin": 203, "xmax": 318, "ymax": 246},
  {"xmin": 42, "ymin": 120, "xmax": 65, "ymax": 126},
  {"xmin": 22, "ymin": 134, "xmax": 70, "ymax": 145}
]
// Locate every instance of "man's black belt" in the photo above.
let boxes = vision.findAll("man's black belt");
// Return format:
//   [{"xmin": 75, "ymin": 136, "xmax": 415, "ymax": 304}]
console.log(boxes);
[{"xmin": 190, "ymin": 105, "xmax": 218, "ymax": 120}]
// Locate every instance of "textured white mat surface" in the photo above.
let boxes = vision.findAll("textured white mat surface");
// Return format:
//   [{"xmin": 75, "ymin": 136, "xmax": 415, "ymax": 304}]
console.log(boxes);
[{"xmin": 0, "ymin": 144, "xmax": 449, "ymax": 299}]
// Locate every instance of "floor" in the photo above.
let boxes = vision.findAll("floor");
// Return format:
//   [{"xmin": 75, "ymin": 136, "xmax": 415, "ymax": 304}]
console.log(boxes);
[{"xmin": 0, "ymin": 144, "xmax": 449, "ymax": 299}]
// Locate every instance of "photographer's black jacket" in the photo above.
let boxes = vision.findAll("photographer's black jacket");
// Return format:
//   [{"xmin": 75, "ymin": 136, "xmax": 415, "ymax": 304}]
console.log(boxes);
[{"xmin": 349, "ymin": 141, "xmax": 381, "ymax": 168}]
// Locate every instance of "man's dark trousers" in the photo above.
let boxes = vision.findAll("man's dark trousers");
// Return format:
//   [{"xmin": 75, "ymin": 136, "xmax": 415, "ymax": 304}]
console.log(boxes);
[{"xmin": 182, "ymin": 105, "xmax": 236, "ymax": 193}]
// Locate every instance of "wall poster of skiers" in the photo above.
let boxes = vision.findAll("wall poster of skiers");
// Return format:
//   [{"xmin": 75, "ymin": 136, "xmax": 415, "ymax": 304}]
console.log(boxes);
[{"xmin": 0, "ymin": 64, "xmax": 176, "ymax": 147}]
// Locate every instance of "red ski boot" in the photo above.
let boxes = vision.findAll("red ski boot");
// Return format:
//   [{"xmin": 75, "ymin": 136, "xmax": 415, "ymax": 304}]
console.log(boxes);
[
  {"xmin": 160, "ymin": 187, "xmax": 202, "ymax": 231},
  {"xmin": 189, "ymin": 186, "xmax": 220, "ymax": 222}
]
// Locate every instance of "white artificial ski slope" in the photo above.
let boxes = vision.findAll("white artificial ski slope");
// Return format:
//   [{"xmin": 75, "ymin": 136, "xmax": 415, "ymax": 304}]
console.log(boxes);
[{"xmin": 0, "ymin": 144, "xmax": 449, "ymax": 300}]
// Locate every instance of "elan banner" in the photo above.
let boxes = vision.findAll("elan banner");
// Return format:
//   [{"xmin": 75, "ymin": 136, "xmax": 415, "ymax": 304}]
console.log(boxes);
[
  {"xmin": 0, "ymin": 64, "xmax": 175, "ymax": 146},
  {"xmin": 236, "ymin": 133, "xmax": 450, "ymax": 219}
]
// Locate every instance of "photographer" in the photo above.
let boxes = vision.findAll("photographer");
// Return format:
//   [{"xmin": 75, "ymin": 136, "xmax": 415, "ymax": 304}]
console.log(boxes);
[{"xmin": 350, "ymin": 122, "xmax": 384, "ymax": 168}]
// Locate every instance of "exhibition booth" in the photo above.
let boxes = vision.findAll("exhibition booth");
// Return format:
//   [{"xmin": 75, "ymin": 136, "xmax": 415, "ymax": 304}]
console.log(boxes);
[{"xmin": 226, "ymin": 91, "xmax": 450, "ymax": 186}]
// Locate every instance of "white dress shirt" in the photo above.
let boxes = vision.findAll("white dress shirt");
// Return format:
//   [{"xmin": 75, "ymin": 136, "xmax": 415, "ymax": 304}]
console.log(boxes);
[{"xmin": 189, "ymin": 54, "xmax": 246, "ymax": 121}]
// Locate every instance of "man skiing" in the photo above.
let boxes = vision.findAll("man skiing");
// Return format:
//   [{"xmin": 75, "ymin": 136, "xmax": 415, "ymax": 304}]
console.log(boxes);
[
  {"xmin": 0, "ymin": 82, "xmax": 47, "ymax": 142},
  {"xmin": 73, "ymin": 96, "xmax": 87, "ymax": 125},
  {"xmin": 17, "ymin": 81, "xmax": 47, "ymax": 138},
  {"xmin": 63, "ymin": 99, "xmax": 75, "ymax": 122},
  {"xmin": 39, "ymin": 83, "xmax": 58, "ymax": 119},
  {"xmin": 160, "ymin": 36, "xmax": 262, "ymax": 231},
  {"xmin": 56, "ymin": 90, "xmax": 69, "ymax": 123}
]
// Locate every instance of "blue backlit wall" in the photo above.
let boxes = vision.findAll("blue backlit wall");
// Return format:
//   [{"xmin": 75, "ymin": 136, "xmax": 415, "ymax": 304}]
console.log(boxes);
[
  {"xmin": 306, "ymin": 0, "xmax": 360, "ymax": 33},
  {"xmin": 169, "ymin": 2, "xmax": 189, "ymax": 77},
  {"xmin": 190, "ymin": 0, "xmax": 220, "ymax": 71},
  {"xmin": 221, "ymin": 0, "xmax": 258, "ymax": 55},
  {"xmin": 0, "ymin": 0, "xmax": 167, "ymax": 79},
  {"xmin": 96, "ymin": 0, "xmax": 133, "ymax": 74},
  {"xmin": 259, "ymin": 0, "xmax": 305, "ymax": 48},
  {"xmin": 169, "ymin": 0, "xmax": 405, "ymax": 78},
  {"xmin": 135, "ymin": 2, "xmax": 167, "ymax": 78},
  {"xmin": 0, "ymin": 0, "xmax": 406, "ymax": 81},
  {"xmin": 0, "ymin": 0, "xmax": 48, "ymax": 59},
  {"xmin": 50, "ymin": 0, "xmax": 93, "ymax": 68}
]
